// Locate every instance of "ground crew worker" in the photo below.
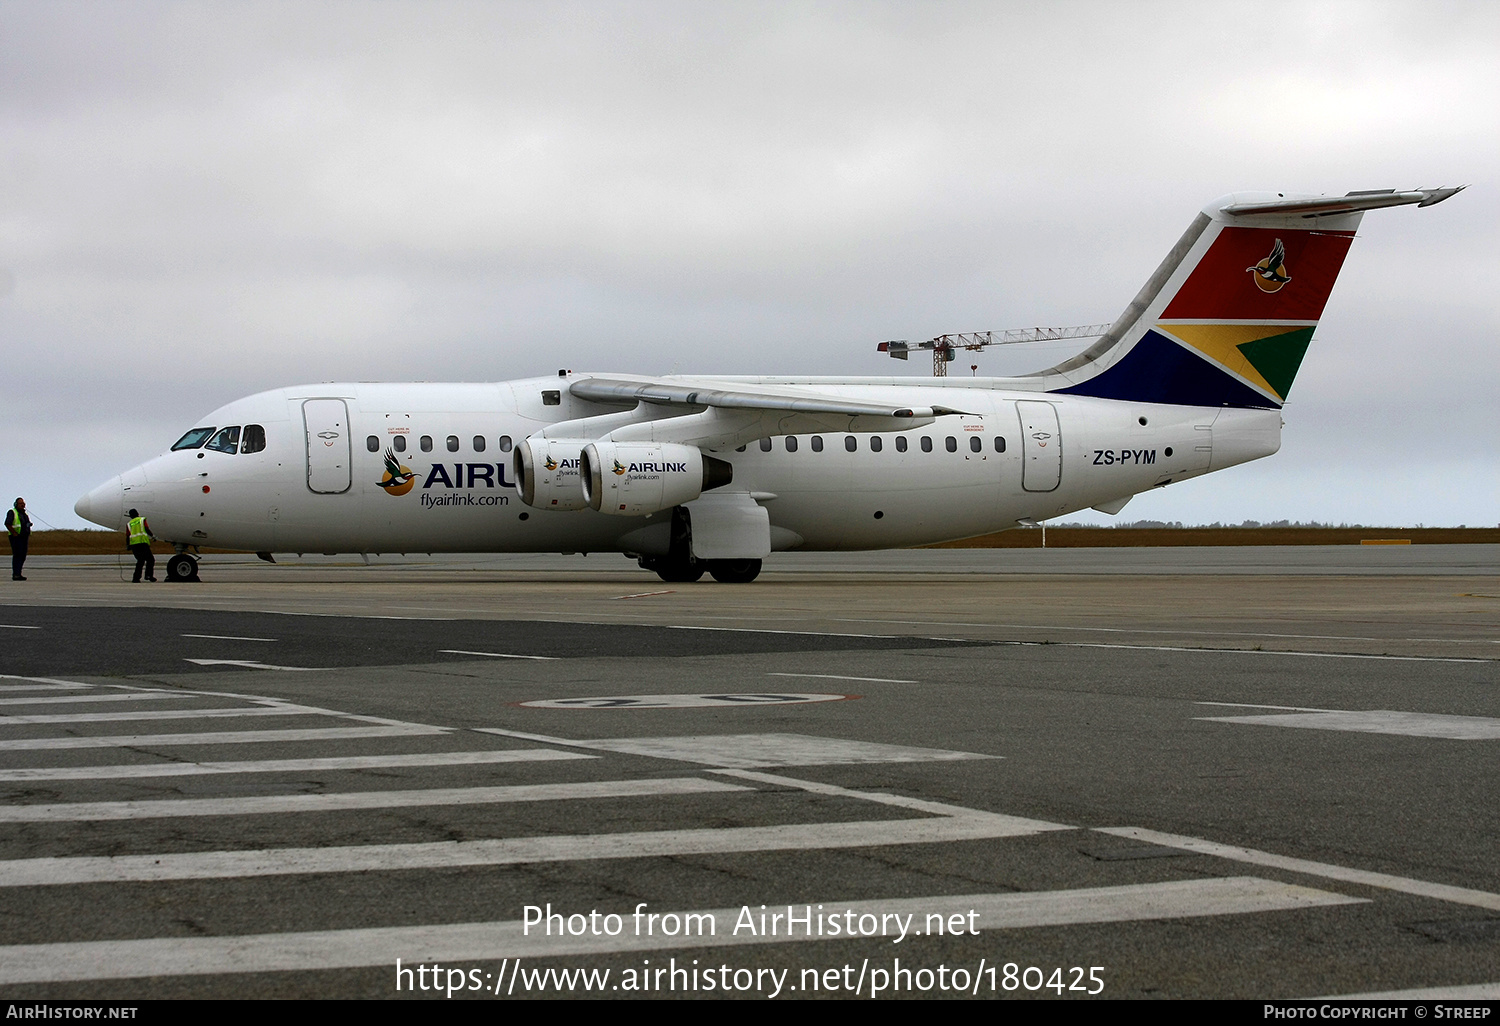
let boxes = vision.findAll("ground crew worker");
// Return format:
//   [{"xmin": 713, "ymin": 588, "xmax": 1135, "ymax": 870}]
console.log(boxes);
[
  {"xmin": 5, "ymin": 497, "xmax": 30, "ymax": 581},
  {"xmin": 126, "ymin": 508, "xmax": 157, "ymax": 582}
]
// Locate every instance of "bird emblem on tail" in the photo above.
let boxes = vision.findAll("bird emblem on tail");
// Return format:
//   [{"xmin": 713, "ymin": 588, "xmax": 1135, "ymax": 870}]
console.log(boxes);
[{"xmin": 1246, "ymin": 238, "xmax": 1293, "ymax": 292}]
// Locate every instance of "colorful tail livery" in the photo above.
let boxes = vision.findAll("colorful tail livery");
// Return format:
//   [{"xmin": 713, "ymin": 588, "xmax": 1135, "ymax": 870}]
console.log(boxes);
[{"xmin": 1044, "ymin": 188, "xmax": 1464, "ymax": 408}]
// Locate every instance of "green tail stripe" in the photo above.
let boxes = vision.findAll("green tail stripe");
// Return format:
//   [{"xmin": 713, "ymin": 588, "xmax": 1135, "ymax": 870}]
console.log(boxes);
[{"xmin": 1236, "ymin": 327, "xmax": 1315, "ymax": 400}]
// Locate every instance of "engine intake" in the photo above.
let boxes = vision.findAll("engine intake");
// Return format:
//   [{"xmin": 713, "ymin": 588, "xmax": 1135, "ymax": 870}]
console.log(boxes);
[
  {"xmin": 514, "ymin": 438, "xmax": 590, "ymax": 510},
  {"xmin": 581, "ymin": 441, "xmax": 732, "ymax": 515}
]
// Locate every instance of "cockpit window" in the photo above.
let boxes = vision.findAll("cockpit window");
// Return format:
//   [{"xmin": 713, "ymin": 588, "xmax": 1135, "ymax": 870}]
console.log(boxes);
[
  {"xmin": 241, "ymin": 424, "xmax": 266, "ymax": 454},
  {"xmin": 206, "ymin": 426, "xmax": 241, "ymax": 454},
  {"xmin": 171, "ymin": 428, "xmax": 215, "ymax": 451}
]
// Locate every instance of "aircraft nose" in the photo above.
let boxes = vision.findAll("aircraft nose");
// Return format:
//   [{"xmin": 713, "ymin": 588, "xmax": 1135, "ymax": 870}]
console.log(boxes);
[{"xmin": 75, "ymin": 476, "xmax": 125, "ymax": 530}]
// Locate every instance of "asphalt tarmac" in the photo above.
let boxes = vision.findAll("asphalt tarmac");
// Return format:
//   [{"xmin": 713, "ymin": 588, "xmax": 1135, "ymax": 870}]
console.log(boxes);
[{"xmin": 0, "ymin": 547, "xmax": 1496, "ymax": 1001}]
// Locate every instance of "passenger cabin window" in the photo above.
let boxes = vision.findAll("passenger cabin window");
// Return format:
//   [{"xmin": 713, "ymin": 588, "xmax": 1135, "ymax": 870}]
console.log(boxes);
[
  {"xmin": 920, "ymin": 437, "xmax": 933, "ymax": 453},
  {"xmin": 499, "ymin": 435, "xmax": 513, "ymax": 452},
  {"xmin": 811, "ymin": 436, "xmax": 823, "ymax": 452},
  {"xmin": 994, "ymin": 437, "xmax": 1006, "ymax": 452},
  {"xmin": 844, "ymin": 436, "xmax": 857, "ymax": 452},
  {"xmin": 785, "ymin": 436, "xmax": 798, "ymax": 452},
  {"xmin": 870, "ymin": 436, "xmax": 883, "ymax": 453},
  {"xmin": 238, "ymin": 425, "xmax": 265, "ymax": 454},
  {"xmin": 542, "ymin": 390, "xmax": 561, "ymax": 406},
  {"xmin": 895, "ymin": 436, "xmax": 908, "ymax": 453},
  {"xmin": 393, "ymin": 435, "xmax": 407, "ymax": 452},
  {"xmin": 945, "ymin": 436, "xmax": 958, "ymax": 452},
  {"xmin": 206, "ymin": 426, "xmax": 241, "ymax": 454},
  {"xmin": 366, "ymin": 435, "xmax": 379, "ymax": 452},
  {"xmin": 171, "ymin": 427, "xmax": 215, "ymax": 451},
  {"xmin": 446, "ymin": 435, "xmax": 459, "ymax": 452},
  {"xmin": 420, "ymin": 435, "xmax": 433, "ymax": 452},
  {"xmin": 970, "ymin": 436, "xmax": 982, "ymax": 453},
  {"xmin": 759, "ymin": 438, "xmax": 772, "ymax": 452},
  {"xmin": 473, "ymin": 436, "xmax": 486, "ymax": 452}
]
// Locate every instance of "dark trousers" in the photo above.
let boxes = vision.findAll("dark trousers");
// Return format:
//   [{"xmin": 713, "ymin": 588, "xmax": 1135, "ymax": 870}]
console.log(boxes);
[
  {"xmin": 8, "ymin": 536, "xmax": 24, "ymax": 579},
  {"xmin": 131, "ymin": 543, "xmax": 155, "ymax": 582}
]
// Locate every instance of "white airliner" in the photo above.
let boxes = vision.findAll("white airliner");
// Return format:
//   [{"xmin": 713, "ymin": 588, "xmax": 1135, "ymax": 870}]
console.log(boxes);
[{"xmin": 76, "ymin": 188, "xmax": 1461, "ymax": 583}]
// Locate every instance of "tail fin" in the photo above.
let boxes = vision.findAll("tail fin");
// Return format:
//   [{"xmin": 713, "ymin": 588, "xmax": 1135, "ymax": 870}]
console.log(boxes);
[{"xmin": 1042, "ymin": 188, "xmax": 1462, "ymax": 408}]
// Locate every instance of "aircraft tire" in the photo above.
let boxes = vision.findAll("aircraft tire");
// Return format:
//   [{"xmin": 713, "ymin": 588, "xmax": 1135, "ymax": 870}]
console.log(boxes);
[
  {"xmin": 707, "ymin": 559, "xmax": 762, "ymax": 584},
  {"xmin": 166, "ymin": 554, "xmax": 199, "ymax": 583},
  {"xmin": 650, "ymin": 558, "xmax": 705, "ymax": 583}
]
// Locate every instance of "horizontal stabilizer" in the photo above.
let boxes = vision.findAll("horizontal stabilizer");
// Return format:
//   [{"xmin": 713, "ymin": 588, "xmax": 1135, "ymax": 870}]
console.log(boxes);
[{"xmin": 1220, "ymin": 187, "xmax": 1464, "ymax": 218}]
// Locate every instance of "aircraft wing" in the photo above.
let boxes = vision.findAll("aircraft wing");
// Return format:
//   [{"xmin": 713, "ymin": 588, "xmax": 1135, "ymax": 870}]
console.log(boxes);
[
  {"xmin": 570, "ymin": 376, "xmax": 967, "ymax": 420},
  {"xmin": 559, "ymin": 375, "xmax": 969, "ymax": 450}
]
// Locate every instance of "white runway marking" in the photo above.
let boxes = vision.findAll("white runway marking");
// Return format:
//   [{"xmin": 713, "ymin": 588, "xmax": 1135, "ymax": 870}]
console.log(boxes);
[
  {"xmin": 0, "ymin": 683, "xmax": 92, "ymax": 692},
  {"xmin": 1197, "ymin": 709, "xmax": 1500, "ymax": 740},
  {"xmin": 0, "ymin": 777, "xmax": 744, "ymax": 822},
  {"xmin": 438, "ymin": 650, "xmax": 558, "ymax": 661},
  {"xmin": 0, "ymin": 705, "xmax": 325, "ymax": 725},
  {"xmin": 0, "ymin": 675, "xmax": 95, "ymax": 687},
  {"xmin": 517, "ymin": 694, "xmax": 850, "ymax": 710},
  {"xmin": 475, "ymin": 729, "xmax": 993, "ymax": 768},
  {"xmin": 0, "ymin": 877, "xmax": 1359, "ymax": 984},
  {"xmin": 0, "ymin": 725, "xmax": 450, "ymax": 751},
  {"xmin": 0, "ymin": 748, "xmax": 594, "ymax": 781},
  {"xmin": 0, "ymin": 809, "xmax": 1066, "ymax": 887},
  {"xmin": 0, "ymin": 692, "xmax": 178, "ymax": 707},
  {"xmin": 1097, "ymin": 827, "xmax": 1500, "ymax": 912},
  {"xmin": 185, "ymin": 659, "xmax": 321, "ymax": 671},
  {"xmin": 181, "ymin": 634, "xmax": 276, "ymax": 642},
  {"xmin": 1064, "ymin": 643, "xmax": 1486, "ymax": 664},
  {"xmin": 767, "ymin": 673, "xmax": 918, "ymax": 684},
  {"xmin": 0, "ymin": 625, "xmax": 40, "ymax": 630}
]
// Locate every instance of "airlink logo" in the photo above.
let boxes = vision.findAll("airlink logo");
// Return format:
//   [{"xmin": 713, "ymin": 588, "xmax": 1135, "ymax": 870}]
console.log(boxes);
[
  {"xmin": 628, "ymin": 462, "xmax": 688, "ymax": 474},
  {"xmin": 378, "ymin": 458, "xmax": 515, "ymax": 502}
]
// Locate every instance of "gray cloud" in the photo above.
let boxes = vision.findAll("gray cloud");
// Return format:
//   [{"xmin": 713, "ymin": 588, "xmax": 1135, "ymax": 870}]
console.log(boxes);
[{"xmin": 2, "ymin": 0, "xmax": 1495, "ymax": 528}]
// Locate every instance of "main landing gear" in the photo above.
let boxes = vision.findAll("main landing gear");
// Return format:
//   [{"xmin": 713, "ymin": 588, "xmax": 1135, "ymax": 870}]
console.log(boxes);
[
  {"xmin": 166, "ymin": 552, "xmax": 200, "ymax": 583},
  {"xmin": 638, "ymin": 556, "xmax": 762, "ymax": 584}
]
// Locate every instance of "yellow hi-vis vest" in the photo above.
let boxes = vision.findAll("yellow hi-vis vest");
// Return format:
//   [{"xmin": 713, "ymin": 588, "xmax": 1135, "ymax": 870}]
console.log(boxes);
[
  {"xmin": 128, "ymin": 517, "xmax": 151, "ymax": 546},
  {"xmin": 5, "ymin": 506, "xmax": 20, "ymax": 536}
]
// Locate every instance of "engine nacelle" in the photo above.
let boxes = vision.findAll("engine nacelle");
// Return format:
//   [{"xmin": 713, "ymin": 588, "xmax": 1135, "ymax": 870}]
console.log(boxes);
[
  {"xmin": 581, "ymin": 441, "xmax": 732, "ymax": 516},
  {"xmin": 515, "ymin": 437, "xmax": 590, "ymax": 510}
]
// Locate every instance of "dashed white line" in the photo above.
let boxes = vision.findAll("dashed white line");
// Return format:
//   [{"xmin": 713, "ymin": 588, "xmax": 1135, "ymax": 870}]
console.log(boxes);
[
  {"xmin": 439, "ymin": 650, "xmax": 559, "ymax": 661},
  {"xmin": 185, "ymin": 659, "xmax": 321, "ymax": 671},
  {"xmin": 0, "ymin": 693, "xmax": 179, "ymax": 707},
  {"xmin": 767, "ymin": 672, "xmax": 918, "ymax": 684},
  {"xmin": 1096, "ymin": 827, "xmax": 1500, "ymax": 912},
  {"xmin": 0, "ymin": 725, "xmax": 449, "ymax": 751},
  {"xmin": 0, "ymin": 706, "xmax": 327, "ymax": 725},
  {"xmin": 0, "ymin": 748, "xmax": 595, "ymax": 781},
  {"xmin": 0, "ymin": 777, "xmax": 746, "ymax": 822},
  {"xmin": 0, "ymin": 811, "xmax": 1067, "ymax": 887},
  {"xmin": 181, "ymin": 634, "xmax": 277, "ymax": 643}
]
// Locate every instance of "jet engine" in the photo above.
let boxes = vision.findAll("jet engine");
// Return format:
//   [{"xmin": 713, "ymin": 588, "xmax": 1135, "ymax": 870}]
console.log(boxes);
[
  {"xmin": 514, "ymin": 437, "xmax": 590, "ymax": 510},
  {"xmin": 581, "ymin": 441, "xmax": 732, "ymax": 516}
]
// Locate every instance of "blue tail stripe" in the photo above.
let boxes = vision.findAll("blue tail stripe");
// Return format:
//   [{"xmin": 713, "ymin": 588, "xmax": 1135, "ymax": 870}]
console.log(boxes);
[{"xmin": 1048, "ymin": 330, "xmax": 1278, "ymax": 409}]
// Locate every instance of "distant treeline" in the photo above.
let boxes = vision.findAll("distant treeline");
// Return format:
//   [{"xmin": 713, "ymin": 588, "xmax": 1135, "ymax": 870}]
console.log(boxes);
[{"xmin": 933, "ymin": 526, "xmax": 1500, "ymax": 548}]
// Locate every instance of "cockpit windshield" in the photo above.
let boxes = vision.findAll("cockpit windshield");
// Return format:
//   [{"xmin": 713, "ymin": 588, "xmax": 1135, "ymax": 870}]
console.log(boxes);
[
  {"xmin": 206, "ymin": 426, "xmax": 241, "ymax": 454},
  {"xmin": 171, "ymin": 427, "xmax": 216, "ymax": 451}
]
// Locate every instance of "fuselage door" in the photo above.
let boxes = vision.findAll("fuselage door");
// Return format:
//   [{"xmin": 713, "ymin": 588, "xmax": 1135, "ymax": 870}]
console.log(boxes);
[
  {"xmin": 303, "ymin": 398, "xmax": 352, "ymax": 494},
  {"xmin": 1017, "ymin": 400, "xmax": 1061, "ymax": 492}
]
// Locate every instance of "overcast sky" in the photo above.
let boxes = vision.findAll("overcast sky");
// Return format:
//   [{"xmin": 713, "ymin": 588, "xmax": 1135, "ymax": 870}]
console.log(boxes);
[{"xmin": 2, "ymin": 0, "xmax": 1495, "ymax": 531}]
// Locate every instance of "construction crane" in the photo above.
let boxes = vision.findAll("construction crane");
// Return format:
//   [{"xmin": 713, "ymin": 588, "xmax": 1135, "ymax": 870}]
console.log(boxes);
[{"xmin": 878, "ymin": 323, "xmax": 1113, "ymax": 376}]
